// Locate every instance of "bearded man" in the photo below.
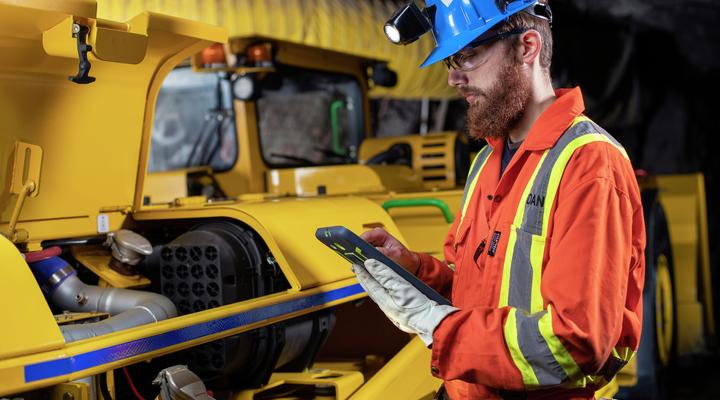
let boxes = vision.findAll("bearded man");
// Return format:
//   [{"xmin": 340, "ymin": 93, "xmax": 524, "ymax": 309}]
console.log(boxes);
[{"xmin": 352, "ymin": 1, "xmax": 647, "ymax": 399}]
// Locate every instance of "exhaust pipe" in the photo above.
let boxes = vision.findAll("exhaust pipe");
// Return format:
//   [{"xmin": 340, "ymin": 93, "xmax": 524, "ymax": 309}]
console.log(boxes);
[{"xmin": 29, "ymin": 256, "xmax": 177, "ymax": 342}]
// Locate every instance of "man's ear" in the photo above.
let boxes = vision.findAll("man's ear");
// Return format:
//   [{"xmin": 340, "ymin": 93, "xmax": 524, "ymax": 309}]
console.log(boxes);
[{"xmin": 517, "ymin": 29, "xmax": 542, "ymax": 65}]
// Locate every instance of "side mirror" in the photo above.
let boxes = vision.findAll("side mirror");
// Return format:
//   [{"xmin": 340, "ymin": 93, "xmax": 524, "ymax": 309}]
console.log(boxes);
[{"xmin": 371, "ymin": 62, "xmax": 398, "ymax": 88}]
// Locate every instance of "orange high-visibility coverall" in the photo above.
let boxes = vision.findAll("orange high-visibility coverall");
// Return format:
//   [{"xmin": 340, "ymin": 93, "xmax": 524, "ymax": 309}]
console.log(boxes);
[{"xmin": 416, "ymin": 88, "xmax": 646, "ymax": 399}]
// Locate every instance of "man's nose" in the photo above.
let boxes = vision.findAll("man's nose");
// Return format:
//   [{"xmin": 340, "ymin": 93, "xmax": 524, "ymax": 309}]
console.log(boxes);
[{"xmin": 448, "ymin": 68, "xmax": 468, "ymax": 87}]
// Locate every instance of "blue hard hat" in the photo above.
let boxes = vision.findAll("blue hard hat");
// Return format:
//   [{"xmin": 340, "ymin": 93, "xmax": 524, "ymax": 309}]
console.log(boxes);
[{"xmin": 420, "ymin": 0, "xmax": 546, "ymax": 68}]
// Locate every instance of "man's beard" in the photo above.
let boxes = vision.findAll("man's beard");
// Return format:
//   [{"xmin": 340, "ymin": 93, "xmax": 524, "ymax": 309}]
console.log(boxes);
[{"xmin": 464, "ymin": 58, "xmax": 532, "ymax": 141}]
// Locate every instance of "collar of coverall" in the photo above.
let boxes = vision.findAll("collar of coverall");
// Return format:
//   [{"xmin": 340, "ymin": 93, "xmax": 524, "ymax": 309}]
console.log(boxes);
[{"xmin": 484, "ymin": 86, "xmax": 585, "ymax": 151}]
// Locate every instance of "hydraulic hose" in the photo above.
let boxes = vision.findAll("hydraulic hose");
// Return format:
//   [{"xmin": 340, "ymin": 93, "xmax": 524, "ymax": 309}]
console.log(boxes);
[
  {"xmin": 24, "ymin": 246, "xmax": 62, "ymax": 263},
  {"xmin": 29, "ymin": 257, "xmax": 177, "ymax": 343},
  {"xmin": 330, "ymin": 99, "xmax": 346, "ymax": 156}
]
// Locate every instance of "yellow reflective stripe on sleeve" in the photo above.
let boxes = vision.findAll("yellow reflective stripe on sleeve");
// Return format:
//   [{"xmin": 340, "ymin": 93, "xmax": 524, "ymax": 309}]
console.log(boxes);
[
  {"xmin": 613, "ymin": 346, "xmax": 635, "ymax": 362},
  {"xmin": 585, "ymin": 346, "xmax": 636, "ymax": 388},
  {"xmin": 504, "ymin": 308, "xmax": 540, "ymax": 388},
  {"xmin": 537, "ymin": 305, "xmax": 583, "ymax": 382}
]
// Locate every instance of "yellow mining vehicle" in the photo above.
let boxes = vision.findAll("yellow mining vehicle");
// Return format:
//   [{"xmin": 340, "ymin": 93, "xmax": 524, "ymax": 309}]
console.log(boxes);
[
  {"xmin": 0, "ymin": 2, "xmax": 715, "ymax": 400},
  {"xmin": 0, "ymin": 1, "xmax": 444, "ymax": 399},
  {"xmin": 145, "ymin": 30, "xmax": 716, "ymax": 400}
]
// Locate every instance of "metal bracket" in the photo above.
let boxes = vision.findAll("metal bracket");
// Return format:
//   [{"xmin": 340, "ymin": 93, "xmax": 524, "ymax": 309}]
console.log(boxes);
[
  {"xmin": 69, "ymin": 23, "xmax": 96, "ymax": 84},
  {"xmin": 4, "ymin": 142, "xmax": 42, "ymax": 242},
  {"xmin": 51, "ymin": 381, "xmax": 90, "ymax": 400},
  {"xmin": 10, "ymin": 142, "xmax": 42, "ymax": 197}
]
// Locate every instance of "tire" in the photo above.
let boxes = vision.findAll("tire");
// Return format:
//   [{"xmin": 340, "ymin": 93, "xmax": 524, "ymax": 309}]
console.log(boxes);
[{"xmin": 619, "ymin": 189, "xmax": 675, "ymax": 399}]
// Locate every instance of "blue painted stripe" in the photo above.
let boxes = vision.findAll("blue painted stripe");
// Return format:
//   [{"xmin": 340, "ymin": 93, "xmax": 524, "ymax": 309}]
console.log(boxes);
[{"xmin": 24, "ymin": 283, "xmax": 364, "ymax": 382}]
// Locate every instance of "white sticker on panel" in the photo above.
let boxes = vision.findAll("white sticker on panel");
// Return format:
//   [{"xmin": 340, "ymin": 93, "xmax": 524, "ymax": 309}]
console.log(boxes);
[{"xmin": 97, "ymin": 214, "xmax": 110, "ymax": 234}]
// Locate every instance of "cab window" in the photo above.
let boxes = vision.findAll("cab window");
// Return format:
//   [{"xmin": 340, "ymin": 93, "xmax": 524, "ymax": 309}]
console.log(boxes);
[
  {"xmin": 149, "ymin": 67, "xmax": 237, "ymax": 172},
  {"xmin": 256, "ymin": 66, "xmax": 364, "ymax": 167}
]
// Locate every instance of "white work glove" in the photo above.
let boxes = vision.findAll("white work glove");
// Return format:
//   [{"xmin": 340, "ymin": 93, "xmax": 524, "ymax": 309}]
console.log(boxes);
[{"xmin": 352, "ymin": 259, "xmax": 458, "ymax": 346}]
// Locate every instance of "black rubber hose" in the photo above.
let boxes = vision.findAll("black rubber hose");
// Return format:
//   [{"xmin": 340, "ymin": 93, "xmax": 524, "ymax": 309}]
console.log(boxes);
[
  {"xmin": 99, "ymin": 372, "xmax": 114, "ymax": 400},
  {"xmin": 41, "ymin": 236, "xmax": 105, "ymax": 248}
]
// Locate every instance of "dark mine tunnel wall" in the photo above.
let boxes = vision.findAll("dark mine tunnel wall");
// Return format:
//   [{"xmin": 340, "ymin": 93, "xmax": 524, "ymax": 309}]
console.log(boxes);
[{"xmin": 550, "ymin": 0, "xmax": 720, "ymax": 333}]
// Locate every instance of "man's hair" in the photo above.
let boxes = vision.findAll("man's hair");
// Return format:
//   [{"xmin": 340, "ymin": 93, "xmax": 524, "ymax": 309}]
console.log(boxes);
[{"xmin": 494, "ymin": 1, "xmax": 553, "ymax": 69}]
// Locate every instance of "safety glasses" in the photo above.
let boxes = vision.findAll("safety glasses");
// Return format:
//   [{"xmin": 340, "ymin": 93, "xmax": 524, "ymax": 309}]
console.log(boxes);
[{"xmin": 443, "ymin": 28, "xmax": 528, "ymax": 71}]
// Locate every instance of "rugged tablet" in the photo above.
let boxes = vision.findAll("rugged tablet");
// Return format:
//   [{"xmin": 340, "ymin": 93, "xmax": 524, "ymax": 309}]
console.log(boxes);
[{"xmin": 315, "ymin": 226, "xmax": 451, "ymax": 306}]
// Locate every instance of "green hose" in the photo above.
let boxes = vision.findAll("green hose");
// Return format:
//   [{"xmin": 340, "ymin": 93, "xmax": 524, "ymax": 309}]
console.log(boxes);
[
  {"xmin": 382, "ymin": 198, "xmax": 454, "ymax": 224},
  {"xmin": 330, "ymin": 99, "xmax": 346, "ymax": 156}
]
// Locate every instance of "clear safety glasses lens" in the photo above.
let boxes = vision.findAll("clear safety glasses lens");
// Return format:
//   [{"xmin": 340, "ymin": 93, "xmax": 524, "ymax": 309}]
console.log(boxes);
[{"xmin": 443, "ymin": 28, "xmax": 528, "ymax": 71}]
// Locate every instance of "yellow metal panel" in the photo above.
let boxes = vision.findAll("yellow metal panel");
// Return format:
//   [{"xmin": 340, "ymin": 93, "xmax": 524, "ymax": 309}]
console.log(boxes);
[
  {"xmin": 1, "ymin": 0, "xmax": 97, "ymax": 17},
  {"xmin": 125, "ymin": 0, "xmax": 145, "ymax": 19},
  {"xmin": 134, "ymin": 195, "xmax": 408, "ymax": 290},
  {"xmin": 655, "ymin": 174, "xmax": 716, "ymax": 354},
  {"xmin": 1, "ymin": 212, "xmax": 126, "ymax": 246},
  {"xmin": 96, "ymin": 0, "xmax": 457, "ymax": 99},
  {"xmin": 215, "ymin": 101, "xmax": 267, "ymax": 195},
  {"xmin": 0, "ymin": 235, "xmax": 64, "ymax": 361},
  {"xmin": 0, "ymin": 3, "xmax": 226, "ymax": 244},
  {"xmin": 350, "ymin": 337, "xmax": 441, "ymax": 399},
  {"xmin": 144, "ymin": 169, "xmax": 190, "ymax": 204},
  {"xmin": 359, "ymin": 133, "xmax": 459, "ymax": 190},
  {"xmin": 50, "ymin": 382, "xmax": 90, "ymax": 400},
  {"xmin": 71, "ymin": 245, "xmax": 151, "ymax": 289},
  {"xmin": 44, "ymin": 16, "xmax": 147, "ymax": 63},
  {"xmin": 234, "ymin": 369, "xmax": 364, "ymax": 400},
  {"xmin": 266, "ymin": 165, "xmax": 422, "ymax": 197},
  {"xmin": 90, "ymin": 24, "xmax": 148, "ymax": 64}
]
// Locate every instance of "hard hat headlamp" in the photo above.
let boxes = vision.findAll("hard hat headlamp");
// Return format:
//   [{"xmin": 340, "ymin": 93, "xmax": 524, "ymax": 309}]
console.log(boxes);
[{"xmin": 383, "ymin": 2, "xmax": 433, "ymax": 45}]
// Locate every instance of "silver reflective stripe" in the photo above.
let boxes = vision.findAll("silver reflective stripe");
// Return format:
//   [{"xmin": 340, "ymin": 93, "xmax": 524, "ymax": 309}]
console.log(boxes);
[
  {"xmin": 520, "ymin": 120, "xmax": 623, "ymax": 235},
  {"xmin": 508, "ymin": 230, "xmax": 534, "ymax": 311},
  {"xmin": 516, "ymin": 310, "xmax": 568, "ymax": 385},
  {"xmin": 581, "ymin": 119, "xmax": 622, "ymax": 148},
  {"xmin": 460, "ymin": 145, "xmax": 492, "ymax": 209}
]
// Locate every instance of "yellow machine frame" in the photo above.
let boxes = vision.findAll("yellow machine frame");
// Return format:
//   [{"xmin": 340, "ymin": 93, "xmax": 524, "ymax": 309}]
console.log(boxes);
[
  {"xmin": 0, "ymin": 2, "xmax": 715, "ymax": 400},
  {"xmin": 0, "ymin": 4, "xmax": 445, "ymax": 399}
]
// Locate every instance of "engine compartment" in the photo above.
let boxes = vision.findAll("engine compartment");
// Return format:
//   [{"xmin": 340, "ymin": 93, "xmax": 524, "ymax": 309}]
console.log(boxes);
[{"xmin": 14, "ymin": 217, "xmax": 414, "ymax": 399}]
